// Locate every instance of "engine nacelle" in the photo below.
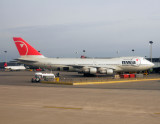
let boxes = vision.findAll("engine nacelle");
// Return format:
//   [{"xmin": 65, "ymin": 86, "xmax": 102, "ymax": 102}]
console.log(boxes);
[
  {"xmin": 89, "ymin": 68, "xmax": 97, "ymax": 74},
  {"xmin": 82, "ymin": 67, "xmax": 97, "ymax": 74},
  {"xmin": 98, "ymin": 68, "xmax": 107, "ymax": 74},
  {"xmin": 83, "ymin": 67, "xmax": 113, "ymax": 75},
  {"xmin": 106, "ymin": 69, "xmax": 114, "ymax": 75},
  {"xmin": 98, "ymin": 68, "xmax": 114, "ymax": 75},
  {"xmin": 82, "ymin": 67, "xmax": 90, "ymax": 73}
]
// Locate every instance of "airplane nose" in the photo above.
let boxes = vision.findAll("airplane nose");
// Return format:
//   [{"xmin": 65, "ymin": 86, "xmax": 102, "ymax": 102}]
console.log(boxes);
[
  {"xmin": 151, "ymin": 62, "xmax": 154, "ymax": 67},
  {"xmin": 149, "ymin": 62, "xmax": 154, "ymax": 68}
]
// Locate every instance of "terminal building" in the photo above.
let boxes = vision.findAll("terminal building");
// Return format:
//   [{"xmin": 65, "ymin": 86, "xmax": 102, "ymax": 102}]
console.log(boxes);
[{"xmin": 146, "ymin": 58, "xmax": 160, "ymax": 73}]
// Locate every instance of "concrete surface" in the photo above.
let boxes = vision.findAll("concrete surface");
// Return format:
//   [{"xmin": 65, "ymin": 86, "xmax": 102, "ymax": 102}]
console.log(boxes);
[
  {"xmin": 0, "ymin": 71, "xmax": 160, "ymax": 124},
  {"xmin": 1, "ymin": 85, "xmax": 160, "ymax": 124}
]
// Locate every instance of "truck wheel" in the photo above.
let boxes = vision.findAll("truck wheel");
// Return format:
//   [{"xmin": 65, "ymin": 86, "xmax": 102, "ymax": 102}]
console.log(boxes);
[
  {"xmin": 31, "ymin": 78, "xmax": 35, "ymax": 83},
  {"xmin": 36, "ymin": 78, "xmax": 40, "ymax": 83}
]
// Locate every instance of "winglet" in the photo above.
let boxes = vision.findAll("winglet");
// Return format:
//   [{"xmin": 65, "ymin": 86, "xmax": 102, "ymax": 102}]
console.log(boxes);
[{"xmin": 13, "ymin": 37, "xmax": 42, "ymax": 56}]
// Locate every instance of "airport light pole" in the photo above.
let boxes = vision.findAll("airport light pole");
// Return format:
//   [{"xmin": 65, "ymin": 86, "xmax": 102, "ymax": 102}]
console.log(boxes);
[
  {"xmin": 116, "ymin": 50, "xmax": 119, "ymax": 57},
  {"xmin": 75, "ymin": 51, "xmax": 78, "ymax": 58},
  {"xmin": 132, "ymin": 49, "xmax": 135, "ymax": 55},
  {"xmin": 149, "ymin": 41, "xmax": 153, "ymax": 62},
  {"xmin": 4, "ymin": 51, "xmax": 7, "ymax": 63},
  {"xmin": 83, "ymin": 50, "xmax": 86, "ymax": 57}
]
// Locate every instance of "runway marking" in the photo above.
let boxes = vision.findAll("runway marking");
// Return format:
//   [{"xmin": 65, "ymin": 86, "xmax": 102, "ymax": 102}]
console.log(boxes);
[
  {"xmin": 73, "ymin": 78, "xmax": 160, "ymax": 85},
  {"xmin": 43, "ymin": 106, "xmax": 82, "ymax": 110},
  {"xmin": 41, "ymin": 78, "xmax": 160, "ymax": 85}
]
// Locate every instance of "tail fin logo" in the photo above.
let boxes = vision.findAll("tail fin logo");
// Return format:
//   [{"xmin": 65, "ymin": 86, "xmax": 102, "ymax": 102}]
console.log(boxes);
[
  {"xmin": 4, "ymin": 62, "xmax": 7, "ymax": 67},
  {"xmin": 13, "ymin": 37, "xmax": 42, "ymax": 56},
  {"xmin": 15, "ymin": 41, "xmax": 28, "ymax": 56},
  {"xmin": 20, "ymin": 44, "xmax": 24, "ymax": 48}
]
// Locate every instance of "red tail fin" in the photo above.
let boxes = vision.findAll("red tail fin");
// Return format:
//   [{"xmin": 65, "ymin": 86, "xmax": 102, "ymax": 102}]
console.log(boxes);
[
  {"xmin": 13, "ymin": 37, "xmax": 42, "ymax": 56},
  {"xmin": 4, "ymin": 62, "xmax": 7, "ymax": 67}
]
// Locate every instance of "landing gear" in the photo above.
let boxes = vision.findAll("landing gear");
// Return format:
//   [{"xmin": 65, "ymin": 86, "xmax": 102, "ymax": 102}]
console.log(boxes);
[{"xmin": 83, "ymin": 73, "xmax": 95, "ymax": 77}]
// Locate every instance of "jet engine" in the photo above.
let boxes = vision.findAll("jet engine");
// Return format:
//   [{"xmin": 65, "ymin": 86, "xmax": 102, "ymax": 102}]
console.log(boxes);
[
  {"xmin": 82, "ymin": 67, "xmax": 97, "ymax": 74},
  {"xmin": 106, "ymin": 69, "xmax": 114, "ymax": 75},
  {"xmin": 89, "ymin": 68, "xmax": 97, "ymax": 74},
  {"xmin": 98, "ymin": 68, "xmax": 107, "ymax": 74},
  {"xmin": 98, "ymin": 68, "xmax": 114, "ymax": 75},
  {"xmin": 82, "ymin": 68, "xmax": 89, "ymax": 73}
]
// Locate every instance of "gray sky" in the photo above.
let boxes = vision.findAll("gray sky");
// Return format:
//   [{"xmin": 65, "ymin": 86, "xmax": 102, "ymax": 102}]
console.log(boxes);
[{"xmin": 0, "ymin": 0, "xmax": 160, "ymax": 61}]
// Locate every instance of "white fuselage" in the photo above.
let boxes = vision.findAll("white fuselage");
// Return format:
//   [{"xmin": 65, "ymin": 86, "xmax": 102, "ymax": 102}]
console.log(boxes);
[
  {"xmin": 18, "ymin": 56, "xmax": 154, "ymax": 74},
  {"xmin": 13, "ymin": 37, "xmax": 154, "ymax": 75}
]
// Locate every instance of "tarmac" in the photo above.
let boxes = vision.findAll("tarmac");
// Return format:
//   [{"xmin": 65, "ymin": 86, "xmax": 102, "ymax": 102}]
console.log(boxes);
[{"xmin": 0, "ymin": 71, "xmax": 160, "ymax": 124}]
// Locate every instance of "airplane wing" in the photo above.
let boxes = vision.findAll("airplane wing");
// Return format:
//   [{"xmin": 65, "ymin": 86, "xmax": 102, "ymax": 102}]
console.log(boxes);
[{"xmin": 67, "ymin": 64, "xmax": 117, "ymax": 70}]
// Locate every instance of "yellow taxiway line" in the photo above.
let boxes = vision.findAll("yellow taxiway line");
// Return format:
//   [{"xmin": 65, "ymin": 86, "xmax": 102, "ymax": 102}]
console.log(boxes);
[
  {"xmin": 73, "ymin": 78, "xmax": 160, "ymax": 85},
  {"xmin": 41, "ymin": 78, "xmax": 160, "ymax": 85}
]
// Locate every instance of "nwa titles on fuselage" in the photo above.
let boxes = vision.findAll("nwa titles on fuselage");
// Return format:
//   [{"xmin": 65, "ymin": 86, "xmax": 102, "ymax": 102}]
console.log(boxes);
[{"xmin": 13, "ymin": 37, "xmax": 154, "ymax": 76}]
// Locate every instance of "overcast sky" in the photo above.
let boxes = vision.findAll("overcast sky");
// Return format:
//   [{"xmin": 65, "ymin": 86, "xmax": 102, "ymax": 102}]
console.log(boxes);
[{"xmin": 0, "ymin": 0, "xmax": 160, "ymax": 61}]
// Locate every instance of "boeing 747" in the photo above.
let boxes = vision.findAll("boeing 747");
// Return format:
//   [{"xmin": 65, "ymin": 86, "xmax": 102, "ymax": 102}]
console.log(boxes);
[{"xmin": 13, "ymin": 37, "xmax": 154, "ymax": 76}]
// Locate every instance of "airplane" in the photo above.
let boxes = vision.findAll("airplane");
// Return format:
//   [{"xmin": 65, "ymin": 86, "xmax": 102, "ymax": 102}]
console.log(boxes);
[
  {"xmin": 4, "ymin": 62, "xmax": 26, "ymax": 71},
  {"xmin": 13, "ymin": 37, "xmax": 154, "ymax": 76}
]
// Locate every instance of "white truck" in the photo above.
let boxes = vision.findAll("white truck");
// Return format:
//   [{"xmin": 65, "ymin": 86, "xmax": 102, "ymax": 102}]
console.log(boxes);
[{"xmin": 31, "ymin": 72, "xmax": 55, "ymax": 83}]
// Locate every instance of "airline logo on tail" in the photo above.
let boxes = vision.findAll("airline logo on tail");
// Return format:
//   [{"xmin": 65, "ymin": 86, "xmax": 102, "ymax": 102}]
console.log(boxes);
[
  {"xmin": 4, "ymin": 62, "xmax": 7, "ymax": 67},
  {"xmin": 13, "ymin": 37, "xmax": 42, "ymax": 56},
  {"xmin": 20, "ymin": 44, "xmax": 24, "ymax": 48}
]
